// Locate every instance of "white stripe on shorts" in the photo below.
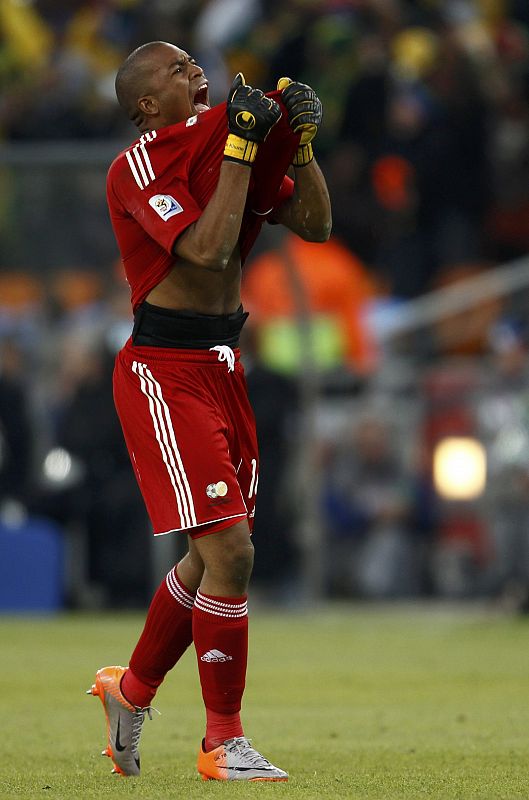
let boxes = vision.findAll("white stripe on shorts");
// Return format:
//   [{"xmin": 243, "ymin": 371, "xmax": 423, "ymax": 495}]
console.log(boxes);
[{"xmin": 132, "ymin": 361, "xmax": 197, "ymax": 528}]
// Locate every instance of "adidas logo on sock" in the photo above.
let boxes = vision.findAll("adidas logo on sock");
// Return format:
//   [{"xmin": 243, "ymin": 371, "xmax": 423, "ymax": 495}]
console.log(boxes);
[{"xmin": 200, "ymin": 649, "xmax": 233, "ymax": 663}]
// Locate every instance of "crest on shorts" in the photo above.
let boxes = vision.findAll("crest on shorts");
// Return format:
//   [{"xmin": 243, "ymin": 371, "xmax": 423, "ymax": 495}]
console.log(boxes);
[
  {"xmin": 206, "ymin": 481, "xmax": 228, "ymax": 500},
  {"xmin": 148, "ymin": 194, "xmax": 183, "ymax": 221}
]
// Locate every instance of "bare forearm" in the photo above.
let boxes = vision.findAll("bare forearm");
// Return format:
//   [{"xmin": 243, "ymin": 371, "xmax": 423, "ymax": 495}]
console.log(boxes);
[
  {"xmin": 174, "ymin": 73, "xmax": 282, "ymax": 270},
  {"xmin": 174, "ymin": 161, "xmax": 251, "ymax": 269},
  {"xmin": 276, "ymin": 159, "xmax": 332, "ymax": 242}
]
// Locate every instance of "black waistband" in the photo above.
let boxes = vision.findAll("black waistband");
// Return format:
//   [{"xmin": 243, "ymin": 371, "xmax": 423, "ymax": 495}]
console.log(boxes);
[{"xmin": 132, "ymin": 301, "xmax": 249, "ymax": 348}]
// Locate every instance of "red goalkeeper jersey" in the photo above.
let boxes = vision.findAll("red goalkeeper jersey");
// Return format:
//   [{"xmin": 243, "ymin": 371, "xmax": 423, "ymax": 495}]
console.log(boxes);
[{"xmin": 107, "ymin": 90, "xmax": 299, "ymax": 310}]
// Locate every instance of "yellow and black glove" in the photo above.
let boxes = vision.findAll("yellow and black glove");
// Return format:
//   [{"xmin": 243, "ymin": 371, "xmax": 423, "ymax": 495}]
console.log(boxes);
[
  {"xmin": 224, "ymin": 73, "xmax": 281, "ymax": 165},
  {"xmin": 277, "ymin": 77, "xmax": 323, "ymax": 167}
]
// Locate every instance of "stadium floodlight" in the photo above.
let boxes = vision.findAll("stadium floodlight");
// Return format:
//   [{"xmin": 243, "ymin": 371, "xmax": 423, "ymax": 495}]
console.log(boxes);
[
  {"xmin": 41, "ymin": 447, "xmax": 85, "ymax": 489},
  {"xmin": 43, "ymin": 448, "xmax": 73, "ymax": 483},
  {"xmin": 433, "ymin": 437, "xmax": 487, "ymax": 501}
]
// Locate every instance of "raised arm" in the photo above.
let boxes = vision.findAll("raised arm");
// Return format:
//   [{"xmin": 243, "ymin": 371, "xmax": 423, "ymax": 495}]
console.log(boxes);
[
  {"xmin": 274, "ymin": 158, "xmax": 332, "ymax": 242},
  {"xmin": 174, "ymin": 160, "xmax": 252, "ymax": 270},
  {"xmin": 174, "ymin": 74, "xmax": 281, "ymax": 271},
  {"xmin": 271, "ymin": 78, "xmax": 332, "ymax": 243}
]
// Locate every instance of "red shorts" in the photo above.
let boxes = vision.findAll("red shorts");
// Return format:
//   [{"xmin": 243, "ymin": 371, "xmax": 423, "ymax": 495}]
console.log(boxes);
[{"xmin": 113, "ymin": 339, "xmax": 258, "ymax": 537}]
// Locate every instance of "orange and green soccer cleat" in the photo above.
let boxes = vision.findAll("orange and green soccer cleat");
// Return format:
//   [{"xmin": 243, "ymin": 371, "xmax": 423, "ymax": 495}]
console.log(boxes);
[
  {"xmin": 197, "ymin": 737, "xmax": 288, "ymax": 781},
  {"xmin": 87, "ymin": 665, "xmax": 153, "ymax": 777}
]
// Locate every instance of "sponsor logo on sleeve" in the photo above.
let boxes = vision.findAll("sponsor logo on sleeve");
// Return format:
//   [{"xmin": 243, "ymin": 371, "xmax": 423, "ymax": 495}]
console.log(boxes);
[{"xmin": 148, "ymin": 194, "xmax": 183, "ymax": 221}]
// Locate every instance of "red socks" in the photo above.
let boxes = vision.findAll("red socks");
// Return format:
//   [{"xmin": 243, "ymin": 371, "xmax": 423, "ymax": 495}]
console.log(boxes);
[
  {"xmin": 121, "ymin": 566, "xmax": 195, "ymax": 707},
  {"xmin": 193, "ymin": 590, "xmax": 248, "ymax": 750},
  {"xmin": 204, "ymin": 708, "xmax": 244, "ymax": 749},
  {"xmin": 120, "ymin": 574, "xmax": 249, "ymax": 750}
]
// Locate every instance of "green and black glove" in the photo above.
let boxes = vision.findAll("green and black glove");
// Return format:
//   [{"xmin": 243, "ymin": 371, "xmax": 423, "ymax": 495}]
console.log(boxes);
[
  {"xmin": 277, "ymin": 77, "xmax": 323, "ymax": 166},
  {"xmin": 224, "ymin": 73, "xmax": 281, "ymax": 165}
]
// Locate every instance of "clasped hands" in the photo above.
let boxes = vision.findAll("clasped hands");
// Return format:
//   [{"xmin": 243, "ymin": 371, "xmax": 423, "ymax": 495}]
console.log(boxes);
[{"xmin": 224, "ymin": 73, "xmax": 322, "ymax": 167}]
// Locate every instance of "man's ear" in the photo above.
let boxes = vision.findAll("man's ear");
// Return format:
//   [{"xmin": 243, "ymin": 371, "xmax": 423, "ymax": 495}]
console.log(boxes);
[{"xmin": 138, "ymin": 96, "xmax": 158, "ymax": 117}]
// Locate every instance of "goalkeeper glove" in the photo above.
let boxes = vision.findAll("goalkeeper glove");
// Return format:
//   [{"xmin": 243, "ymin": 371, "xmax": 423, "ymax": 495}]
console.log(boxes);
[
  {"xmin": 224, "ymin": 73, "xmax": 281, "ymax": 165},
  {"xmin": 277, "ymin": 77, "xmax": 323, "ymax": 167}
]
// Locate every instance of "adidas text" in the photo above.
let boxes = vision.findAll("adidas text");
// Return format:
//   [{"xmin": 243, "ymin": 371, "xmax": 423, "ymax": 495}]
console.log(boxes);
[{"xmin": 200, "ymin": 649, "xmax": 233, "ymax": 663}]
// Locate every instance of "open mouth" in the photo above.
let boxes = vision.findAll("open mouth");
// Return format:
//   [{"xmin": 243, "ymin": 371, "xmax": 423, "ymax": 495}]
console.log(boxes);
[{"xmin": 193, "ymin": 83, "xmax": 209, "ymax": 114}]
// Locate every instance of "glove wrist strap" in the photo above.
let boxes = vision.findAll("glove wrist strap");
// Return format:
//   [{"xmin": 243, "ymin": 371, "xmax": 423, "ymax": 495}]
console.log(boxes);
[
  {"xmin": 292, "ymin": 142, "xmax": 314, "ymax": 167},
  {"xmin": 224, "ymin": 134, "xmax": 258, "ymax": 165}
]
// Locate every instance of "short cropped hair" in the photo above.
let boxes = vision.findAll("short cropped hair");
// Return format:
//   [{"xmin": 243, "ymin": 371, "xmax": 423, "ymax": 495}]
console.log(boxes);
[{"xmin": 115, "ymin": 41, "xmax": 166, "ymax": 125}]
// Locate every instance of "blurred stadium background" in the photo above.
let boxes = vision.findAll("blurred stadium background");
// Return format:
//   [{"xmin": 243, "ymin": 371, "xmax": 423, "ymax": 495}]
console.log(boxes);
[{"xmin": 2, "ymin": 0, "xmax": 529, "ymax": 614}]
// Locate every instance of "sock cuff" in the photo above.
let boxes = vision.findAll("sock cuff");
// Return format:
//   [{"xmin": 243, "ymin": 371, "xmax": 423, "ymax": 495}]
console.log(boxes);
[
  {"xmin": 166, "ymin": 566, "xmax": 195, "ymax": 610},
  {"xmin": 122, "ymin": 666, "xmax": 158, "ymax": 704},
  {"xmin": 195, "ymin": 590, "xmax": 248, "ymax": 619}
]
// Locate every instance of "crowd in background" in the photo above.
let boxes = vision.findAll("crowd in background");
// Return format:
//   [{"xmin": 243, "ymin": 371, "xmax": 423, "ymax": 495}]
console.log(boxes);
[
  {"xmin": 2, "ymin": 0, "xmax": 529, "ymax": 609},
  {"xmin": 3, "ymin": 0, "xmax": 529, "ymax": 293}
]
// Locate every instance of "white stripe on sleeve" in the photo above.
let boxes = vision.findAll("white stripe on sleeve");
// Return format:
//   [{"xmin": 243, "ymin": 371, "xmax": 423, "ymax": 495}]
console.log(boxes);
[{"xmin": 126, "ymin": 149, "xmax": 145, "ymax": 189}]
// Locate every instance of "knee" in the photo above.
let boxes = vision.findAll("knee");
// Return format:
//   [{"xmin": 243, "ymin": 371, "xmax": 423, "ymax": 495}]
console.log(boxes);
[
  {"xmin": 211, "ymin": 539, "xmax": 254, "ymax": 595},
  {"xmin": 195, "ymin": 522, "xmax": 255, "ymax": 595},
  {"xmin": 223, "ymin": 538, "xmax": 254, "ymax": 593}
]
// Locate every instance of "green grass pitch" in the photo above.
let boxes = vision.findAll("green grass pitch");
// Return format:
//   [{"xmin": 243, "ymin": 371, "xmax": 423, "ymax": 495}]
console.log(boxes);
[{"xmin": 1, "ymin": 604, "xmax": 529, "ymax": 799}]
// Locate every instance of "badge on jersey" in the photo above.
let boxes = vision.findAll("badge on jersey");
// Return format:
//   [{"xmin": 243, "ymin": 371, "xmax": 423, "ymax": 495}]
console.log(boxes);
[{"xmin": 149, "ymin": 194, "xmax": 183, "ymax": 221}]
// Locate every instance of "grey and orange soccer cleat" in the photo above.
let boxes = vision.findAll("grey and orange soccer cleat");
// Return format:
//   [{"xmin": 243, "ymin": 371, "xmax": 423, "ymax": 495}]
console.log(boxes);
[
  {"xmin": 197, "ymin": 736, "xmax": 288, "ymax": 781},
  {"xmin": 87, "ymin": 665, "xmax": 153, "ymax": 776}
]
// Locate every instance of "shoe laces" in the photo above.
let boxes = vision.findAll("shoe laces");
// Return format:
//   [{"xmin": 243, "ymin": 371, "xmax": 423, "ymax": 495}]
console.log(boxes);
[
  {"xmin": 227, "ymin": 737, "xmax": 272, "ymax": 768},
  {"xmin": 131, "ymin": 706, "xmax": 159, "ymax": 752}
]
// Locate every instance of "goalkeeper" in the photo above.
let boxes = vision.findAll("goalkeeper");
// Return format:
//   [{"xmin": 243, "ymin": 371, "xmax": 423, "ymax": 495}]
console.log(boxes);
[{"xmin": 89, "ymin": 40, "xmax": 331, "ymax": 782}]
